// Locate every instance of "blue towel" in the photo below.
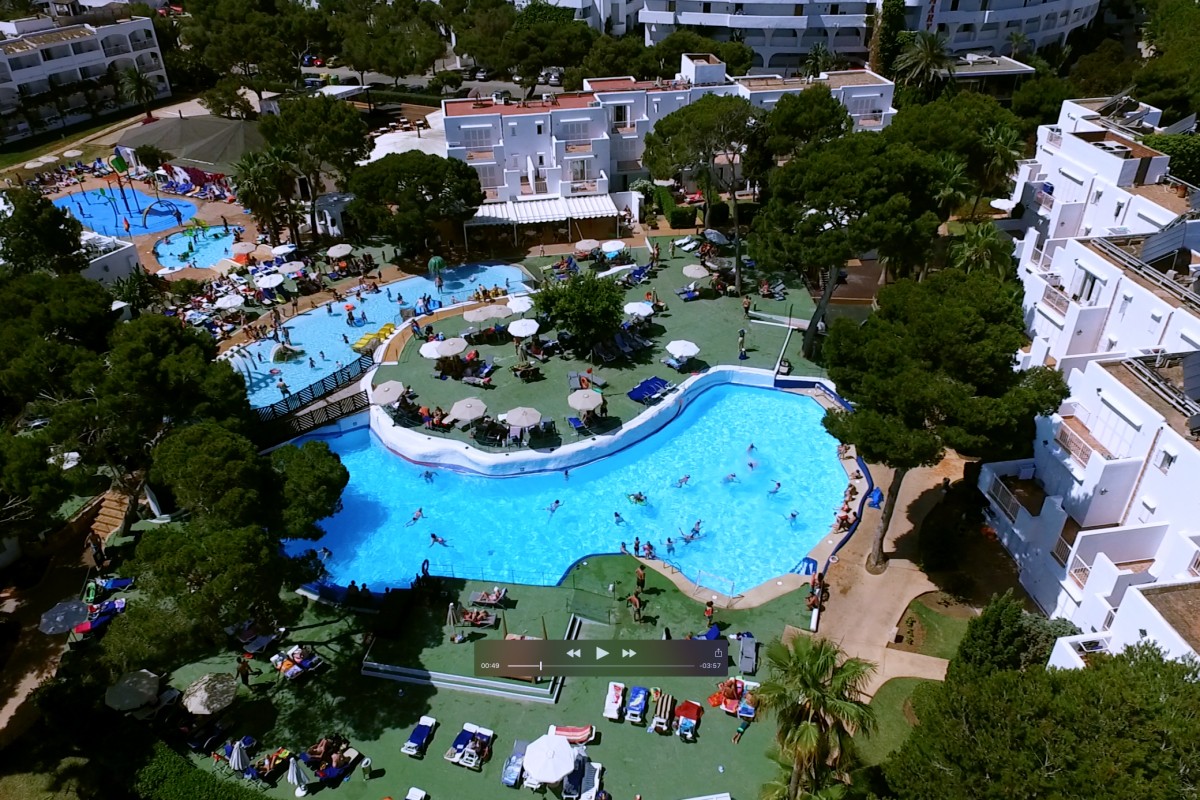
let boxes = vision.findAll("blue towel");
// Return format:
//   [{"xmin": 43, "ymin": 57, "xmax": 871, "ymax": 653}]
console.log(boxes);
[{"xmin": 867, "ymin": 487, "xmax": 883, "ymax": 508}]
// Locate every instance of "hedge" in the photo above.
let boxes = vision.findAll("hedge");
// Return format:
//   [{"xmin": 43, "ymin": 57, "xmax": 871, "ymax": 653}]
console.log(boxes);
[
  {"xmin": 736, "ymin": 201, "xmax": 760, "ymax": 226},
  {"xmin": 134, "ymin": 742, "xmax": 266, "ymax": 800},
  {"xmin": 365, "ymin": 88, "xmax": 466, "ymax": 107},
  {"xmin": 655, "ymin": 186, "xmax": 677, "ymax": 216},
  {"xmin": 707, "ymin": 201, "xmax": 730, "ymax": 228},
  {"xmin": 669, "ymin": 207, "xmax": 697, "ymax": 229}
]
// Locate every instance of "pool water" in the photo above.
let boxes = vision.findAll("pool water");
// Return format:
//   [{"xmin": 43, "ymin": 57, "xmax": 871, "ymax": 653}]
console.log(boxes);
[
  {"xmin": 291, "ymin": 385, "xmax": 848, "ymax": 593},
  {"xmin": 229, "ymin": 262, "xmax": 532, "ymax": 408},
  {"xmin": 53, "ymin": 189, "xmax": 195, "ymax": 238},
  {"xmin": 154, "ymin": 229, "xmax": 238, "ymax": 272}
]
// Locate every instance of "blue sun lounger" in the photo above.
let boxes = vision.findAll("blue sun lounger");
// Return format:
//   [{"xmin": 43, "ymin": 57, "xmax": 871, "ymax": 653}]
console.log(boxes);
[
  {"xmin": 444, "ymin": 723, "xmax": 478, "ymax": 763},
  {"xmin": 402, "ymin": 715, "xmax": 437, "ymax": 757},
  {"xmin": 627, "ymin": 377, "xmax": 673, "ymax": 404},
  {"xmin": 562, "ymin": 756, "xmax": 587, "ymax": 800},
  {"xmin": 501, "ymin": 739, "xmax": 528, "ymax": 787},
  {"xmin": 625, "ymin": 686, "xmax": 649, "ymax": 725}
]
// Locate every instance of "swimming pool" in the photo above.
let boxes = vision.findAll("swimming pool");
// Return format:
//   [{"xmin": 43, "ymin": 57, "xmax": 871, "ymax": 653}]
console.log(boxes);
[
  {"xmin": 290, "ymin": 384, "xmax": 848, "ymax": 593},
  {"xmin": 53, "ymin": 189, "xmax": 194, "ymax": 238},
  {"xmin": 154, "ymin": 229, "xmax": 238, "ymax": 272},
  {"xmin": 228, "ymin": 261, "xmax": 533, "ymax": 408}
]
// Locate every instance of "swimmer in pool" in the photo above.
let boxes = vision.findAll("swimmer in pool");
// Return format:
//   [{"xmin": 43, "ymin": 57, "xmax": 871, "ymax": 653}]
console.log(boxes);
[
  {"xmin": 788, "ymin": 510, "xmax": 799, "ymax": 523},
  {"xmin": 630, "ymin": 492, "xmax": 647, "ymax": 504},
  {"xmin": 674, "ymin": 475, "xmax": 690, "ymax": 488},
  {"xmin": 692, "ymin": 520, "xmax": 703, "ymax": 536},
  {"xmin": 724, "ymin": 473, "xmax": 738, "ymax": 483},
  {"xmin": 546, "ymin": 499, "xmax": 562, "ymax": 516},
  {"xmin": 308, "ymin": 357, "xmax": 316, "ymax": 368},
  {"xmin": 421, "ymin": 470, "xmax": 436, "ymax": 483},
  {"xmin": 614, "ymin": 512, "xmax": 624, "ymax": 525},
  {"xmin": 430, "ymin": 533, "xmax": 447, "ymax": 546},
  {"xmin": 405, "ymin": 508, "xmax": 424, "ymax": 527},
  {"xmin": 769, "ymin": 481, "xmax": 781, "ymax": 495}
]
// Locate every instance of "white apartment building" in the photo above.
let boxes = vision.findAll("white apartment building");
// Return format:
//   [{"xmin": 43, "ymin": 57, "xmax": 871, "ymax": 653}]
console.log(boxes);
[
  {"xmin": 977, "ymin": 94, "xmax": 1200, "ymax": 669},
  {"xmin": 0, "ymin": 12, "xmax": 170, "ymax": 144},
  {"xmin": 435, "ymin": 53, "xmax": 895, "ymax": 230},
  {"xmin": 633, "ymin": 0, "xmax": 1099, "ymax": 70}
]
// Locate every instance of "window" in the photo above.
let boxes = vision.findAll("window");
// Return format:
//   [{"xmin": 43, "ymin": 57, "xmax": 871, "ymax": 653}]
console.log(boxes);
[
  {"xmin": 1076, "ymin": 270, "xmax": 1099, "ymax": 304},
  {"xmin": 1157, "ymin": 449, "xmax": 1176, "ymax": 473},
  {"xmin": 702, "ymin": 2, "xmax": 710, "ymax": 12},
  {"xmin": 667, "ymin": 0, "xmax": 675, "ymax": 9},
  {"xmin": 950, "ymin": 0, "xmax": 960, "ymax": 10},
  {"xmin": 1189, "ymin": 550, "xmax": 1200, "ymax": 577},
  {"xmin": 830, "ymin": 3, "xmax": 839, "ymax": 13},
  {"xmin": 535, "ymin": 122, "xmax": 543, "ymax": 135}
]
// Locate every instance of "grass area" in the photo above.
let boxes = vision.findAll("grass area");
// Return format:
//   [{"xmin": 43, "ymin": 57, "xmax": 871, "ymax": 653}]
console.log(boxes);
[
  {"xmin": 0, "ymin": 119, "xmax": 121, "ymax": 172},
  {"xmin": 899, "ymin": 594, "xmax": 972, "ymax": 660},
  {"xmin": 373, "ymin": 240, "xmax": 820, "ymax": 449},
  {"xmin": 0, "ymin": 737, "xmax": 89, "ymax": 800},
  {"xmin": 856, "ymin": 678, "xmax": 931, "ymax": 766},
  {"xmin": 159, "ymin": 556, "xmax": 810, "ymax": 800}
]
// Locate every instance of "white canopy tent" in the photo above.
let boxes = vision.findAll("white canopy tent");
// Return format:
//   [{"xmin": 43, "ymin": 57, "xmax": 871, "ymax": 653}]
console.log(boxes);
[{"xmin": 465, "ymin": 195, "xmax": 620, "ymax": 248}]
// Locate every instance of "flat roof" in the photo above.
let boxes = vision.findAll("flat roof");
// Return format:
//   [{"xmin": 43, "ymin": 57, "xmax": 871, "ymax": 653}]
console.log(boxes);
[
  {"xmin": 1084, "ymin": 238, "xmax": 1200, "ymax": 315},
  {"xmin": 735, "ymin": 70, "xmax": 889, "ymax": 91},
  {"xmin": 1140, "ymin": 582, "xmax": 1200, "ymax": 652},
  {"xmin": 1071, "ymin": 129, "xmax": 1163, "ymax": 160},
  {"xmin": 444, "ymin": 92, "xmax": 597, "ymax": 118},
  {"xmin": 1101, "ymin": 355, "xmax": 1200, "ymax": 452},
  {"xmin": 1127, "ymin": 181, "xmax": 1194, "ymax": 216},
  {"xmin": 940, "ymin": 54, "xmax": 1036, "ymax": 77}
]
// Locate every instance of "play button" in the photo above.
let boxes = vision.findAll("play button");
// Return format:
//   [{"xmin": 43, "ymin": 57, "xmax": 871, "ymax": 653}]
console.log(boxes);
[{"xmin": 595, "ymin": 647, "xmax": 610, "ymax": 660}]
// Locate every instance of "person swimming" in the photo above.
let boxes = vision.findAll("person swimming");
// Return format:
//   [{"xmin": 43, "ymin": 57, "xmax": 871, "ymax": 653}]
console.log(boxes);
[
  {"xmin": 724, "ymin": 473, "xmax": 739, "ymax": 483},
  {"xmin": 629, "ymin": 492, "xmax": 647, "ymax": 504},
  {"xmin": 546, "ymin": 499, "xmax": 562, "ymax": 516},
  {"xmin": 674, "ymin": 475, "xmax": 690, "ymax": 488},
  {"xmin": 430, "ymin": 533, "xmax": 447, "ymax": 546},
  {"xmin": 405, "ymin": 508, "xmax": 424, "ymax": 526},
  {"xmin": 769, "ymin": 481, "xmax": 781, "ymax": 495},
  {"xmin": 614, "ymin": 512, "xmax": 625, "ymax": 525},
  {"xmin": 421, "ymin": 470, "xmax": 436, "ymax": 483}
]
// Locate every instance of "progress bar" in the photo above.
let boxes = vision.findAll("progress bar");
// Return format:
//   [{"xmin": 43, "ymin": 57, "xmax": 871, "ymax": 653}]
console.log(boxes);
[{"xmin": 475, "ymin": 640, "xmax": 731, "ymax": 677}]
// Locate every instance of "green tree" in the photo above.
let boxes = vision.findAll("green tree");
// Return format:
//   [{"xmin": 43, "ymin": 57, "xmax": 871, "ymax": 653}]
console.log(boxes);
[
  {"xmin": 1011, "ymin": 76, "xmax": 1077, "ymax": 135},
  {"xmin": 1069, "ymin": 39, "xmax": 1136, "ymax": 96},
  {"xmin": 893, "ymin": 31, "xmax": 953, "ymax": 97},
  {"xmin": 764, "ymin": 85, "xmax": 851, "ymax": 158},
  {"xmin": 755, "ymin": 637, "xmax": 876, "ymax": 800},
  {"xmin": 950, "ymin": 590, "xmax": 1082, "ymax": 680},
  {"xmin": 117, "ymin": 67, "xmax": 159, "ymax": 121},
  {"xmin": 0, "ymin": 432, "xmax": 70, "ymax": 540},
  {"xmin": 650, "ymin": 31, "xmax": 750, "ymax": 78},
  {"xmin": 886, "ymin": 644, "xmax": 1200, "ymax": 799},
  {"xmin": 804, "ymin": 42, "xmax": 833, "ymax": 79},
  {"xmin": 260, "ymin": 94, "xmax": 369, "ymax": 241},
  {"xmin": 821, "ymin": 270, "xmax": 1068, "ymax": 569},
  {"xmin": 643, "ymin": 94, "xmax": 760, "ymax": 291},
  {"xmin": 576, "ymin": 35, "xmax": 656, "ymax": 85},
  {"xmin": 270, "ymin": 440, "xmax": 350, "ymax": 539},
  {"xmin": 346, "ymin": 151, "xmax": 484, "ymax": 251},
  {"xmin": 949, "ymin": 222, "xmax": 1014, "ymax": 278},
  {"xmin": 1005, "ymin": 29, "xmax": 1028, "ymax": 57},
  {"xmin": 1144, "ymin": 133, "xmax": 1200, "ymax": 186},
  {"xmin": 503, "ymin": 17, "xmax": 596, "ymax": 97},
  {"xmin": 198, "ymin": 77, "xmax": 257, "ymax": 119},
  {"xmin": 971, "ymin": 124, "xmax": 1023, "ymax": 215},
  {"xmin": 452, "ymin": 0, "xmax": 517, "ymax": 72},
  {"xmin": 870, "ymin": 0, "xmax": 907, "ymax": 77},
  {"xmin": 132, "ymin": 144, "xmax": 174, "ymax": 171},
  {"xmin": 429, "ymin": 69, "xmax": 464, "ymax": 95},
  {"xmin": 232, "ymin": 147, "xmax": 300, "ymax": 245},
  {"xmin": 933, "ymin": 153, "xmax": 971, "ymax": 223},
  {"xmin": 0, "ymin": 188, "xmax": 89, "ymax": 278},
  {"xmin": 183, "ymin": 0, "xmax": 295, "ymax": 98},
  {"xmin": 150, "ymin": 422, "xmax": 268, "ymax": 527},
  {"xmin": 109, "ymin": 267, "xmax": 163, "ymax": 316},
  {"xmin": 532, "ymin": 271, "xmax": 624, "ymax": 357}
]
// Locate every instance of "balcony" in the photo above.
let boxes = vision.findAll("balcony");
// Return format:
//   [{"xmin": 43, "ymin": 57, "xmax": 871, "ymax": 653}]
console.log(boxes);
[
  {"xmin": 986, "ymin": 473, "xmax": 1046, "ymax": 523},
  {"xmin": 616, "ymin": 159, "xmax": 642, "ymax": 172},
  {"xmin": 482, "ymin": 186, "xmax": 502, "ymax": 201},
  {"xmin": 1054, "ymin": 415, "xmax": 1113, "ymax": 468},
  {"xmin": 1041, "ymin": 283, "xmax": 1070, "ymax": 316},
  {"xmin": 1036, "ymin": 189, "xmax": 1056, "ymax": 212},
  {"xmin": 519, "ymin": 178, "xmax": 548, "ymax": 196},
  {"xmin": 131, "ymin": 38, "xmax": 156, "ymax": 52},
  {"xmin": 465, "ymin": 148, "xmax": 495, "ymax": 163},
  {"xmin": 611, "ymin": 122, "xmax": 637, "ymax": 136},
  {"xmin": 563, "ymin": 170, "xmax": 608, "ymax": 196},
  {"xmin": 560, "ymin": 138, "xmax": 591, "ymax": 154},
  {"xmin": 103, "ymin": 46, "xmax": 132, "ymax": 58},
  {"xmin": 1047, "ymin": 129, "xmax": 1063, "ymax": 148}
]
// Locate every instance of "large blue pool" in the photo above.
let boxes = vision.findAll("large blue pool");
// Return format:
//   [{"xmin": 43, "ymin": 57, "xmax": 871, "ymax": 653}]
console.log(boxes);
[
  {"xmin": 289, "ymin": 385, "xmax": 848, "ymax": 593},
  {"xmin": 227, "ymin": 262, "xmax": 532, "ymax": 408},
  {"xmin": 53, "ymin": 188, "xmax": 194, "ymax": 238},
  {"xmin": 154, "ymin": 228, "xmax": 238, "ymax": 272}
]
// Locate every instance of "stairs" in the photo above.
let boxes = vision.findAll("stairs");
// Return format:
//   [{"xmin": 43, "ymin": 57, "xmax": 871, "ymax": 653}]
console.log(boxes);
[{"xmin": 91, "ymin": 491, "xmax": 131, "ymax": 542}]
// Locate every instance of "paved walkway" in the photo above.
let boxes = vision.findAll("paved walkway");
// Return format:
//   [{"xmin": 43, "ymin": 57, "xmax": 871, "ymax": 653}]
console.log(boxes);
[{"xmin": 814, "ymin": 453, "xmax": 971, "ymax": 696}]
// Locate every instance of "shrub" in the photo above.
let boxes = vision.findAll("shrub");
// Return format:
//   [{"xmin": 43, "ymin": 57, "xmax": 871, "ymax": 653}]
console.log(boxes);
[
  {"xmin": 669, "ymin": 207, "xmax": 696, "ymax": 229},
  {"xmin": 135, "ymin": 742, "xmax": 265, "ymax": 800},
  {"xmin": 736, "ymin": 200, "xmax": 760, "ymax": 226},
  {"xmin": 655, "ymin": 185, "xmax": 677, "ymax": 216},
  {"xmin": 706, "ymin": 200, "xmax": 730, "ymax": 228}
]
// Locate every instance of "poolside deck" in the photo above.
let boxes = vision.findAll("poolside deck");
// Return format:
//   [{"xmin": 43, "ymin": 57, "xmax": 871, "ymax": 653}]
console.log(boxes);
[{"xmin": 165, "ymin": 556, "xmax": 810, "ymax": 800}]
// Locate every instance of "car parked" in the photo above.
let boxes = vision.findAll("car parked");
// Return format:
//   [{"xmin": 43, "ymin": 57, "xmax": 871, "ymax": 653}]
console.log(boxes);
[
  {"xmin": 461, "ymin": 65, "xmax": 476, "ymax": 79},
  {"xmin": 547, "ymin": 70, "xmax": 562, "ymax": 86},
  {"xmin": 537, "ymin": 69, "xmax": 550, "ymax": 84},
  {"xmin": 475, "ymin": 67, "xmax": 490, "ymax": 81}
]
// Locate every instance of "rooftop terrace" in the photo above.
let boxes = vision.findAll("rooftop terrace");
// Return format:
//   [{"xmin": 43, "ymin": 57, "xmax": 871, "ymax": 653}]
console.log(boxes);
[
  {"xmin": 443, "ymin": 92, "xmax": 598, "ymax": 118},
  {"xmin": 1141, "ymin": 581, "xmax": 1200, "ymax": 652},
  {"xmin": 1102, "ymin": 352, "xmax": 1200, "ymax": 451},
  {"xmin": 1084, "ymin": 237, "xmax": 1200, "ymax": 317}
]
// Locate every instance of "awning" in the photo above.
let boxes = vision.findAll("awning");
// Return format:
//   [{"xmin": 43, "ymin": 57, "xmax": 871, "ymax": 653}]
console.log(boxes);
[{"xmin": 467, "ymin": 194, "xmax": 619, "ymax": 226}]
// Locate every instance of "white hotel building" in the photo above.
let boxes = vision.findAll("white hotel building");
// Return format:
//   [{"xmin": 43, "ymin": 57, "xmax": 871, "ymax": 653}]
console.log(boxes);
[
  {"xmin": 976, "ymin": 95, "xmax": 1200, "ymax": 668},
  {"xmin": 0, "ymin": 10, "xmax": 170, "ymax": 144},
  {"xmin": 433, "ymin": 53, "xmax": 895, "ymax": 231}
]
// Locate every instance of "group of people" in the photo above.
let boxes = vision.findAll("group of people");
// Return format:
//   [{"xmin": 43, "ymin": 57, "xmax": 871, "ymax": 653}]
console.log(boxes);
[
  {"xmin": 305, "ymin": 733, "xmax": 351, "ymax": 771},
  {"xmin": 469, "ymin": 283, "xmax": 510, "ymax": 302}
]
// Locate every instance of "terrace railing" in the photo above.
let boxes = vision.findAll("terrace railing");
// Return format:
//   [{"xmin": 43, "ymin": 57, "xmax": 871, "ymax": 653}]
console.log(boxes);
[
  {"xmin": 254, "ymin": 354, "xmax": 373, "ymax": 422},
  {"xmin": 261, "ymin": 390, "xmax": 370, "ymax": 444}
]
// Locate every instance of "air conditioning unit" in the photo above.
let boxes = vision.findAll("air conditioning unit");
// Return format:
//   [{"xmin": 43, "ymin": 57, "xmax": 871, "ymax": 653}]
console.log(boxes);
[
  {"xmin": 1092, "ymin": 141, "xmax": 1113, "ymax": 151},
  {"xmin": 1108, "ymin": 144, "xmax": 1133, "ymax": 158}
]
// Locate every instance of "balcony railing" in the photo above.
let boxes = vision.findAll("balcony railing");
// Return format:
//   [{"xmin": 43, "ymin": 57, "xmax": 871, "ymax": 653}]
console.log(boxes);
[
  {"xmin": 986, "ymin": 475, "xmax": 1022, "ymax": 523},
  {"xmin": 1047, "ymin": 129, "xmax": 1063, "ymax": 147},
  {"xmin": 610, "ymin": 123, "xmax": 636, "ymax": 135},
  {"xmin": 1052, "ymin": 535, "xmax": 1072, "ymax": 566},
  {"xmin": 464, "ymin": 148, "xmax": 495, "ymax": 162},
  {"xmin": 1041, "ymin": 283, "xmax": 1070, "ymax": 316},
  {"xmin": 560, "ymin": 138, "xmax": 592, "ymax": 154},
  {"xmin": 1054, "ymin": 415, "xmax": 1114, "ymax": 467},
  {"xmin": 103, "ymin": 46, "xmax": 131, "ymax": 57},
  {"xmin": 1036, "ymin": 189, "xmax": 1056, "ymax": 211},
  {"xmin": 131, "ymin": 39, "xmax": 156, "ymax": 52},
  {"xmin": 1068, "ymin": 554, "xmax": 1091, "ymax": 588}
]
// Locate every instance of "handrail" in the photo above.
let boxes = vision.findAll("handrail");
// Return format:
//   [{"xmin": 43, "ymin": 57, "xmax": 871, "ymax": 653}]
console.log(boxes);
[
  {"xmin": 254, "ymin": 353, "xmax": 373, "ymax": 422},
  {"xmin": 262, "ymin": 390, "xmax": 370, "ymax": 443}
]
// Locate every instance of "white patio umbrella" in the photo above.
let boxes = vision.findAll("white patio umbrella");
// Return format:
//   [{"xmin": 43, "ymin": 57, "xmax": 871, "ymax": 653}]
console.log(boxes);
[
  {"xmin": 419, "ymin": 341, "xmax": 443, "ymax": 359},
  {"xmin": 524, "ymin": 734, "xmax": 576, "ymax": 784},
  {"xmin": 182, "ymin": 673, "xmax": 237, "ymax": 715},
  {"xmin": 507, "ymin": 295, "xmax": 533, "ymax": 314},
  {"xmin": 575, "ymin": 238, "xmax": 600, "ymax": 252},
  {"xmin": 253, "ymin": 244, "xmax": 276, "ymax": 261},
  {"xmin": 505, "ymin": 406, "xmax": 541, "ymax": 428},
  {"xmin": 602, "ymin": 239, "xmax": 625, "ymax": 254},
  {"xmin": 438, "ymin": 337, "xmax": 469, "ymax": 357},
  {"xmin": 256, "ymin": 273, "xmax": 285, "ymax": 289},
  {"xmin": 39, "ymin": 154, "xmax": 59, "ymax": 164},
  {"xmin": 372, "ymin": 380, "xmax": 407, "ymax": 405},
  {"xmin": 327, "ymin": 243, "xmax": 353, "ymax": 259},
  {"xmin": 228, "ymin": 739, "xmax": 250, "ymax": 773},
  {"xmin": 23, "ymin": 161, "xmax": 43, "ymax": 170},
  {"xmin": 464, "ymin": 305, "xmax": 509, "ymax": 323},
  {"xmin": 215, "ymin": 293, "xmax": 245, "ymax": 310},
  {"xmin": 624, "ymin": 301, "xmax": 654, "ymax": 317},
  {"xmin": 286, "ymin": 756, "xmax": 312, "ymax": 797},
  {"xmin": 272, "ymin": 243, "xmax": 296, "ymax": 256},
  {"xmin": 990, "ymin": 198, "xmax": 1017, "ymax": 212},
  {"xmin": 704, "ymin": 229, "xmax": 730, "ymax": 245},
  {"xmin": 667, "ymin": 340, "xmax": 700, "ymax": 359},
  {"xmin": 568, "ymin": 389, "xmax": 602, "ymax": 411},
  {"xmin": 232, "ymin": 242, "xmax": 257, "ymax": 255},
  {"xmin": 450, "ymin": 397, "xmax": 487, "ymax": 422},
  {"xmin": 63, "ymin": 149, "xmax": 84, "ymax": 158},
  {"xmin": 280, "ymin": 260, "xmax": 306, "ymax": 273},
  {"xmin": 508, "ymin": 318, "xmax": 539, "ymax": 338},
  {"xmin": 105, "ymin": 669, "xmax": 160, "ymax": 711},
  {"xmin": 683, "ymin": 263, "xmax": 710, "ymax": 279}
]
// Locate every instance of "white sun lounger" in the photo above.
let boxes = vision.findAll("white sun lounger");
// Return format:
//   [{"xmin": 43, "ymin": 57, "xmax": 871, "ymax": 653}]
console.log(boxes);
[{"xmin": 602, "ymin": 681, "xmax": 624, "ymax": 721}]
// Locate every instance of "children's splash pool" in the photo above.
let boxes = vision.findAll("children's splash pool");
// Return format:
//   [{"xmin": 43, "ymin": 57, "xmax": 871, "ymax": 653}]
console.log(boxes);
[
  {"xmin": 288, "ymin": 384, "xmax": 848, "ymax": 594},
  {"xmin": 53, "ymin": 189, "xmax": 194, "ymax": 238},
  {"xmin": 153, "ymin": 228, "xmax": 238, "ymax": 272},
  {"xmin": 226, "ymin": 261, "xmax": 533, "ymax": 408}
]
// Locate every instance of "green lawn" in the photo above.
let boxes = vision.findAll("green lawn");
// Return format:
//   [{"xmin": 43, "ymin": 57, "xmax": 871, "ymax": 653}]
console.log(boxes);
[
  {"xmin": 901, "ymin": 595, "xmax": 972, "ymax": 660},
  {"xmin": 856, "ymin": 678, "xmax": 931, "ymax": 766},
  {"xmin": 158, "ymin": 556, "xmax": 811, "ymax": 800}
]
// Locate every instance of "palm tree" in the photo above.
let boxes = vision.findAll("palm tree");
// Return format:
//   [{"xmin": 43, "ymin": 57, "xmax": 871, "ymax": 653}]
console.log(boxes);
[
  {"xmin": 109, "ymin": 267, "xmax": 163, "ymax": 316},
  {"xmin": 805, "ymin": 43, "xmax": 833, "ymax": 78},
  {"xmin": 893, "ymin": 31, "xmax": 954, "ymax": 95},
  {"xmin": 1006, "ymin": 30, "xmax": 1029, "ymax": 56},
  {"xmin": 755, "ymin": 637, "xmax": 877, "ymax": 800},
  {"xmin": 233, "ymin": 147, "xmax": 301, "ymax": 245},
  {"xmin": 972, "ymin": 123, "xmax": 1024, "ymax": 216},
  {"xmin": 118, "ymin": 67, "xmax": 158, "ymax": 121},
  {"xmin": 950, "ymin": 222, "xmax": 1014, "ymax": 278},
  {"xmin": 934, "ymin": 153, "xmax": 972, "ymax": 223}
]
